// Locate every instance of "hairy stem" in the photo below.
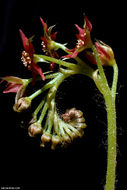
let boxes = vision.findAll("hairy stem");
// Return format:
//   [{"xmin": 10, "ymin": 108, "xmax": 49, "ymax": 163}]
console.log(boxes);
[
  {"xmin": 91, "ymin": 44, "xmax": 118, "ymax": 190},
  {"xmin": 91, "ymin": 45, "xmax": 111, "ymax": 93},
  {"xmin": 105, "ymin": 95, "xmax": 117, "ymax": 190}
]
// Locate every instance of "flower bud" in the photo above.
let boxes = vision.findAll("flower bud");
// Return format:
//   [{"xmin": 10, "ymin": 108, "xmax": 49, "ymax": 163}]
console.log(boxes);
[
  {"xmin": 62, "ymin": 108, "xmax": 86, "ymax": 125},
  {"xmin": 62, "ymin": 134, "xmax": 71, "ymax": 143},
  {"xmin": 75, "ymin": 117, "xmax": 85, "ymax": 123},
  {"xmin": 51, "ymin": 135, "xmax": 61, "ymax": 150},
  {"xmin": 61, "ymin": 136, "xmax": 71, "ymax": 148},
  {"xmin": 62, "ymin": 108, "xmax": 87, "ymax": 139},
  {"xmin": 76, "ymin": 122, "xmax": 87, "ymax": 129},
  {"xmin": 28, "ymin": 123, "xmax": 42, "ymax": 137},
  {"xmin": 77, "ymin": 128, "xmax": 84, "ymax": 138},
  {"xmin": 13, "ymin": 97, "xmax": 31, "ymax": 112},
  {"xmin": 95, "ymin": 41, "xmax": 115, "ymax": 66},
  {"xmin": 70, "ymin": 132, "xmax": 79, "ymax": 139},
  {"xmin": 40, "ymin": 132, "xmax": 51, "ymax": 147}
]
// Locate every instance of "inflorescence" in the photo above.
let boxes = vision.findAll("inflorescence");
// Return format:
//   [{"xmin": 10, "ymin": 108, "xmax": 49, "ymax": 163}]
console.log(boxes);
[{"xmin": 0, "ymin": 15, "xmax": 117, "ymax": 151}]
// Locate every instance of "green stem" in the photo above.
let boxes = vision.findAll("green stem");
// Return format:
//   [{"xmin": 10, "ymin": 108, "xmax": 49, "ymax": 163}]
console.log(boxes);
[
  {"xmin": 54, "ymin": 42, "xmax": 94, "ymax": 76},
  {"xmin": 54, "ymin": 42, "xmax": 67, "ymax": 51},
  {"xmin": 46, "ymin": 110, "xmax": 53, "ymax": 133},
  {"xmin": 37, "ymin": 102, "xmax": 48, "ymax": 124},
  {"xmin": 35, "ymin": 54, "xmax": 94, "ymax": 79},
  {"xmin": 91, "ymin": 44, "xmax": 118, "ymax": 190},
  {"xmin": 43, "ymin": 116, "xmax": 48, "ymax": 132},
  {"xmin": 111, "ymin": 62, "xmax": 118, "ymax": 100},
  {"xmin": 32, "ymin": 99, "xmax": 45, "ymax": 118},
  {"xmin": 23, "ymin": 71, "xmax": 56, "ymax": 85},
  {"xmin": 94, "ymin": 75, "xmax": 117, "ymax": 190},
  {"xmin": 92, "ymin": 45, "xmax": 107, "ymax": 81},
  {"xmin": 34, "ymin": 54, "xmax": 77, "ymax": 70},
  {"xmin": 53, "ymin": 111, "xmax": 60, "ymax": 136},
  {"xmin": 45, "ymin": 72, "xmax": 59, "ymax": 79},
  {"xmin": 28, "ymin": 73, "xmax": 62, "ymax": 100},
  {"xmin": 91, "ymin": 45, "xmax": 111, "ymax": 93},
  {"xmin": 105, "ymin": 95, "xmax": 117, "ymax": 190}
]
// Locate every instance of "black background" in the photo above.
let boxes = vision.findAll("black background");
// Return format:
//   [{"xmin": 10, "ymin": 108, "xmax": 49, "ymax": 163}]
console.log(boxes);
[{"xmin": 0, "ymin": 0, "xmax": 127, "ymax": 190}]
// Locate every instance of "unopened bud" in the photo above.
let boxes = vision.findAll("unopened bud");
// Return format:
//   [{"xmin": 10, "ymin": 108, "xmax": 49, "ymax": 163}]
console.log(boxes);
[
  {"xmin": 70, "ymin": 132, "xmax": 79, "ymax": 139},
  {"xmin": 40, "ymin": 132, "xmax": 51, "ymax": 147},
  {"xmin": 95, "ymin": 41, "xmax": 115, "ymax": 66},
  {"xmin": 28, "ymin": 123, "xmax": 42, "ymax": 137},
  {"xmin": 62, "ymin": 108, "xmax": 87, "ymax": 139},
  {"xmin": 77, "ymin": 128, "xmax": 84, "ymax": 138},
  {"xmin": 51, "ymin": 135, "xmax": 61, "ymax": 150},
  {"xmin": 13, "ymin": 97, "xmax": 31, "ymax": 112},
  {"xmin": 62, "ymin": 108, "xmax": 84, "ymax": 122},
  {"xmin": 62, "ymin": 108, "xmax": 86, "ymax": 125},
  {"xmin": 62, "ymin": 135, "xmax": 71, "ymax": 145}
]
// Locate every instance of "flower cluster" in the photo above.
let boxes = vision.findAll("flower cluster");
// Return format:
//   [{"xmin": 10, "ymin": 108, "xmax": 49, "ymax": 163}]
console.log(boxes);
[
  {"xmin": 28, "ymin": 104, "xmax": 86, "ymax": 149},
  {"xmin": 39, "ymin": 108, "xmax": 86, "ymax": 150},
  {"xmin": 0, "ymin": 15, "xmax": 116, "ymax": 150}
]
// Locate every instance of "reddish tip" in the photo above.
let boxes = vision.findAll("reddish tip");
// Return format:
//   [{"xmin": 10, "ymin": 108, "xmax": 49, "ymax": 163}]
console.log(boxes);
[
  {"xmin": 40, "ymin": 17, "xmax": 48, "ymax": 31},
  {"xmin": 75, "ymin": 24, "xmax": 84, "ymax": 35},
  {"xmin": 84, "ymin": 16, "xmax": 92, "ymax": 32},
  {"xmin": 19, "ymin": 29, "xmax": 29, "ymax": 50}
]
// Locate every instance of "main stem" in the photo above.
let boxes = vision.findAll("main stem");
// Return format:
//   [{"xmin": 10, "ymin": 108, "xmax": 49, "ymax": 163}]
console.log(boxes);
[
  {"xmin": 105, "ymin": 95, "xmax": 117, "ymax": 190},
  {"xmin": 92, "ymin": 44, "xmax": 117, "ymax": 190}
]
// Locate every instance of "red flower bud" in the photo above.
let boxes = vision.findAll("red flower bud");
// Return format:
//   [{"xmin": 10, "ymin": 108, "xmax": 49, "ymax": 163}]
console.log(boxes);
[
  {"xmin": 95, "ymin": 41, "xmax": 114, "ymax": 66},
  {"xmin": 86, "ymin": 41, "xmax": 115, "ymax": 66}
]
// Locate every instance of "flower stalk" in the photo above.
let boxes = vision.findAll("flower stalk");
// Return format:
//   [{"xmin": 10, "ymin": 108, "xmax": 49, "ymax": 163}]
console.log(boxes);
[
  {"xmin": 105, "ymin": 94, "xmax": 117, "ymax": 190},
  {"xmin": 37, "ymin": 102, "xmax": 48, "ymax": 124},
  {"xmin": 92, "ymin": 44, "xmax": 118, "ymax": 190}
]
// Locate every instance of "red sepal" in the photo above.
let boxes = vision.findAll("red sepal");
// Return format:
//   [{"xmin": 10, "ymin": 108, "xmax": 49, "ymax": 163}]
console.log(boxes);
[
  {"xmin": 19, "ymin": 29, "xmax": 35, "ymax": 58},
  {"xmin": 3, "ymin": 83, "xmax": 22, "ymax": 93},
  {"xmin": 95, "ymin": 42, "xmax": 110, "ymax": 59},
  {"xmin": 84, "ymin": 16, "xmax": 92, "ymax": 32},
  {"xmin": 31, "ymin": 62, "xmax": 45, "ymax": 83}
]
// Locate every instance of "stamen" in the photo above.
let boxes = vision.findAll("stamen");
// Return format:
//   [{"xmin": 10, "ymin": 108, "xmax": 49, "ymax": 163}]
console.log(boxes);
[{"xmin": 21, "ymin": 50, "xmax": 32, "ymax": 67}]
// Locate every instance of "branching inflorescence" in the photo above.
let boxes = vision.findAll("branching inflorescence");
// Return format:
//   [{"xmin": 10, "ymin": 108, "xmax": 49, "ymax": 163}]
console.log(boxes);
[{"xmin": 1, "ymin": 15, "xmax": 118, "ymax": 190}]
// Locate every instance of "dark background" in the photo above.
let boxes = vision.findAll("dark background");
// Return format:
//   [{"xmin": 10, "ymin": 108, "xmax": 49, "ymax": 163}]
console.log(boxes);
[{"xmin": 0, "ymin": 0, "xmax": 127, "ymax": 190}]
